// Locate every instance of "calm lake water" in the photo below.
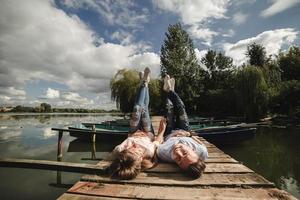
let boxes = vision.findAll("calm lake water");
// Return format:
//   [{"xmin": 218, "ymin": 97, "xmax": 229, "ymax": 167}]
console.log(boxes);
[{"xmin": 0, "ymin": 113, "xmax": 299, "ymax": 199}]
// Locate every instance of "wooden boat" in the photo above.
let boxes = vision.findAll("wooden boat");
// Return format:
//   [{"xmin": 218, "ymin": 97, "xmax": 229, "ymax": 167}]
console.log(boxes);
[
  {"xmin": 68, "ymin": 124, "xmax": 127, "ymax": 141},
  {"xmin": 68, "ymin": 123, "xmax": 256, "ymax": 144},
  {"xmin": 83, "ymin": 119, "xmax": 235, "ymax": 130},
  {"xmin": 194, "ymin": 126, "xmax": 256, "ymax": 144}
]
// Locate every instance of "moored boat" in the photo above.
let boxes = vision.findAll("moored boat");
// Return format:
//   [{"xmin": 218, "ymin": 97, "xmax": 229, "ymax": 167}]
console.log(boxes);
[
  {"xmin": 68, "ymin": 124, "xmax": 127, "ymax": 141},
  {"xmin": 194, "ymin": 126, "xmax": 256, "ymax": 144},
  {"xmin": 68, "ymin": 122, "xmax": 256, "ymax": 144}
]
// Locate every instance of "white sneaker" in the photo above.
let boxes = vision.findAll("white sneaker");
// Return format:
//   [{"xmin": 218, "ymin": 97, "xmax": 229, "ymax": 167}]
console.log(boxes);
[
  {"xmin": 170, "ymin": 78, "xmax": 175, "ymax": 91},
  {"xmin": 163, "ymin": 75, "xmax": 171, "ymax": 92},
  {"xmin": 139, "ymin": 71, "xmax": 144, "ymax": 80},
  {"xmin": 142, "ymin": 67, "xmax": 151, "ymax": 85}
]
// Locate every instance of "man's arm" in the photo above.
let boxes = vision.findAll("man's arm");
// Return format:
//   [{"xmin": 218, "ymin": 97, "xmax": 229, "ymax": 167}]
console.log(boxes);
[{"xmin": 154, "ymin": 118, "xmax": 167, "ymax": 144}]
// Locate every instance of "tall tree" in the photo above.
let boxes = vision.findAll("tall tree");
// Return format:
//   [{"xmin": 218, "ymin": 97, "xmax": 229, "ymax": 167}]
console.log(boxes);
[
  {"xmin": 201, "ymin": 50, "xmax": 234, "ymax": 90},
  {"xmin": 110, "ymin": 69, "xmax": 163, "ymax": 113},
  {"xmin": 160, "ymin": 23, "xmax": 202, "ymax": 113},
  {"xmin": 110, "ymin": 69, "xmax": 140, "ymax": 113},
  {"xmin": 278, "ymin": 46, "xmax": 300, "ymax": 81},
  {"xmin": 235, "ymin": 66, "xmax": 269, "ymax": 122},
  {"xmin": 246, "ymin": 43, "xmax": 268, "ymax": 67}
]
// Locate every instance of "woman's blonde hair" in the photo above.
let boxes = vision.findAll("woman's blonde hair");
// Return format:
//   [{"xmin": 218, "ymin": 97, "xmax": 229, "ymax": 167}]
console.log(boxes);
[{"xmin": 109, "ymin": 150, "xmax": 141, "ymax": 180}]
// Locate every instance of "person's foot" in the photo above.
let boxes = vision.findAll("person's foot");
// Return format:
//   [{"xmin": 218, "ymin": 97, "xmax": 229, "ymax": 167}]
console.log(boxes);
[
  {"xmin": 139, "ymin": 71, "xmax": 144, "ymax": 80},
  {"xmin": 170, "ymin": 78, "xmax": 175, "ymax": 91},
  {"xmin": 142, "ymin": 67, "xmax": 151, "ymax": 85},
  {"xmin": 163, "ymin": 74, "xmax": 171, "ymax": 92}
]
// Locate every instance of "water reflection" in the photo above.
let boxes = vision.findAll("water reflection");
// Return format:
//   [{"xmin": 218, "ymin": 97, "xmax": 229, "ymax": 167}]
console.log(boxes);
[
  {"xmin": 221, "ymin": 127, "xmax": 300, "ymax": 198},
  {"xmin": 0, "ymin": 113, "xmax": 299, "ymax": 199},
  {"xmin": 0, "ymin": 113, "xmax": 124, "ymax": 200}
]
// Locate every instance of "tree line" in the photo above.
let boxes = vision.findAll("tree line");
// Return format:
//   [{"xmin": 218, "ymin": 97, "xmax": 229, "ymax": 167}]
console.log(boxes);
[
  {"xmin": 4, "ymin": 103, "xmax": 119, "ymax": 113},
  {"xmin": 111, "ymin": 23, "xmax": 300, "ymax": 122}
]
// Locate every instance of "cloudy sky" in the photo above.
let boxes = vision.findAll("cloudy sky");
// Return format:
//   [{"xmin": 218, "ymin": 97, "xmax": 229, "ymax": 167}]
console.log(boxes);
[{"xmin": 0, "ymin": 0, "xmax": 299, "ymax": 109}]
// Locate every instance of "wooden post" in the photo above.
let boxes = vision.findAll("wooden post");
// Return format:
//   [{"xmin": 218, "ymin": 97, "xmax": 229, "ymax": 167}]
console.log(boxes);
[
  {"xmin": 91, "ymin": 125, "xmax": 96, "ymax": 159},
  {"xmin": 57, "ymin": 130, "xmax": 63, "ymax": 161}
]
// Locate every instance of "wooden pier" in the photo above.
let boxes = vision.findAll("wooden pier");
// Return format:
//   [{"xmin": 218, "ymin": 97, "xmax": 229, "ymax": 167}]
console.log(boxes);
[{"xmin": 58, "ymin": 116, "xmax": 296, "ymax": 200}]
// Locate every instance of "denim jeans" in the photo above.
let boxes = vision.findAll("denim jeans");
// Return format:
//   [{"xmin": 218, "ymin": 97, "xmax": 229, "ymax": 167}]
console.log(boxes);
[
  {"xmin": 164, "ymin": 91, "xmax": 190, "ymax": 135},
  {"xmin": 130, "ymin": 83, "xmax": 152, "ymax": 133}
]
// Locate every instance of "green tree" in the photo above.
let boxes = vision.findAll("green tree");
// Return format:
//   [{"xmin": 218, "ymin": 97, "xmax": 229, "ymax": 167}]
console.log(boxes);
[
  {"xmin": 246, "ymin": 43, "xmax": 269, "ymax": 67},
  {"xmin": 110, "ymin": 69, "xmax": 140, "ymax": 113},
  {"xmin": 110, "ymin": 69, "xmax": 163, "ymax": 113},
  {"xmin": 201, "ymin": 50, "xmax": 234, "ymax": 90},
  {"xmin": 271, "ymin": 80, "xmax": 300, "ymax": 115},
  {"xmin": 40, "ymin": 103, "xmax": 51, "ymax": 112},
  {"xmin": 235, "ymin": 66, "xmax": 269, "ymax": 122},
  {"xmin": 160, "ymin": 23, "xmax": 202, "ymax": 113},
  {"xmin": 278, "ymin": 46, "xmax": 300, "ymax": 81}
]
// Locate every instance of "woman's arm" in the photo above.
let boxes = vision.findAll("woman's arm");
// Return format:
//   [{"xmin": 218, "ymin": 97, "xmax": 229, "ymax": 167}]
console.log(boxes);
[{"xmin": 114, "ymin": 138, "xmax": 133, "ymax": 153}]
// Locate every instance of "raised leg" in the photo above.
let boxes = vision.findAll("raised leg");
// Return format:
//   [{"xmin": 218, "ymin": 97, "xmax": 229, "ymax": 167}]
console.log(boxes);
[
  {"xmin": 141, "ymin": 85, "xmax": 152, "ymax": 132},
  {"xmin": 164, "ymin": 98, "xmax": 175, "ymax": 135},
  {"xmin": 130, "ymin": 83, "xmax": 147, "ymax": 133},
  {"xmin": 167, "ymin": 91, "xmax": 190, "ymax": 131}
]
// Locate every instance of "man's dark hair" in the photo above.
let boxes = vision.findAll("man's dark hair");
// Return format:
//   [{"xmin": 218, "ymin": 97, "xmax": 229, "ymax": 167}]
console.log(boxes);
[{"xmin": 186, "ymin": 159, "xmax": 206, "ymax": 178}]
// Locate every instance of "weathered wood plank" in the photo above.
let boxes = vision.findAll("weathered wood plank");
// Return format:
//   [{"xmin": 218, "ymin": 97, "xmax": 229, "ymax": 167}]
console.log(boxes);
[
  {"xmin": 96, "ymin": 161, "xmax": 249, "ymax": 173},
  {"xmin": 0, "ymin": 158, "xmax": 106, "ymax": 174},
  {"xmin": 146, "ymin": 163, "xmax": 253, "ymax": 173},
  {"xmin": 81, "ymin": 173, "xmax": 274, "ymax": 187},
  {"xmin": 58, "ymin": 193, "xmax": 130, "ymax": 200},
  {"xmin": 61, "ymin": 182, "xmax": 296, "ymax": 200}
]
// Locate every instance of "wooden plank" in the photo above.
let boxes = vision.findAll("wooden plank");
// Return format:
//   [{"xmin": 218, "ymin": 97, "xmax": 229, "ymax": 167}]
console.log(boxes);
[
  {"xmin": 96, "ymin": 161, "xmax": 249, "ymax": 173},
  {"xmin": 146, "ymin": 163, "xmax": 253, "ymax": 173},
  {"xmin": 207, "ymin": 147, "xmax": 225, "ymax": 153},
  {"xmin": 58, "ymin": 193, "xmax": 129, "ymax": 200},
  {"xmin": 204, "ymin": 152, "xmax": 231, "ymax": 158},
  {"xmin": 61, "ymin": 182, "xmax": 297, "ymax": 200},
  {"xmin": 204, "ymin": 157, "xmax": 238, "ymax": 163},
  {"xmin": 81, "ymin": 173, "xmax": 274, "ymax": 187},
  {"xmin": 0, "ymin": 158, "xmax": 106, "ymax": 174}
]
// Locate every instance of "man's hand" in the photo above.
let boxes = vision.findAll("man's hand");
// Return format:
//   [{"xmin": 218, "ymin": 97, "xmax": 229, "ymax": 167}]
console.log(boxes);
[
  {"xmin": 155, "ymin": 118, "xmax": 167, "ymax": 144},
  {"xmin": 173, "ymin": 130, "xmax": 190, "ymax": 137},
  {"xmin": 158, "ymin": 118, "xmax": 167, "ymax": 134}
]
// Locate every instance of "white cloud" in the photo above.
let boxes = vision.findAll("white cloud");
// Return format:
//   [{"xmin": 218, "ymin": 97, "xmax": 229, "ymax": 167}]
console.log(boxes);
[
  {"xmin": 0, "ymin": 87, "xmax": 26, "ymax": 104},
  {"xmin": 230, "ymin": 0, "xmax": 257, "ymax": 7},
  {"xmin": 128, "ymin": 52, "xmax": 161, "ymax": 77},
  {"xmin": 195, "ymin": 49, "xmax": 208, "ymax": 61},
  {"xmin": 45, "ymin": 88, "xmax": 60, "ymax": 99},
  {"xmin": 232, "ymin": 12, "xmax": 248, "ymax": 24},
  {"xmin": 188, "ymin": 26, "xmax": 218, "ymax": 47},
  {"xmin": 195, "ymin": 48, "xmax": 208, "ymax": 70},
  {"xmin": 95, "ymin": 92, "xmax": 116, "ymax": 110},
  {"xmin": 261, "ymin": 0, "xmax": 300, "ymax": 17},
  {"xmin": 153, "ymin": 0, "xmax": 230, "ymax": 44},
  {"xmin": 43, "ymin": 127, "xmax": 56, "ymax": 139},
  {"xmin": 153, "ymin": 0, "xmax": 229, "ymax": 25},
  {"xmin": 223, "ymin": 28, "xmax": 298, "ymax": 66},
  {"xmin": 62, "ymin": 0, "xmax": 149, "ymax": 28},
  {"xmin": 222, "ymin": 29, "xmax": 235, "ymax": 37},
  {"xmin": 0, "ymin": 0, "xmax": 160, "ymax": 106},
  {"xmin": 111, "ymin": 30, "xmax": 134, "ymax": 45},
  {"xmin": 0, "ymin": 129, "xmax": 22, "ymax": 140},
  {"xmin": 61, "ymin": 92, "xmax": 94, "ymax": 105}
]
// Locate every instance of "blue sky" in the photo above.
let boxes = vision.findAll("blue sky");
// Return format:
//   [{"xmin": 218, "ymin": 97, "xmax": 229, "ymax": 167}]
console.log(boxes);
[{"xmin": 0, "ymin": 0, "xmax": 300, "ymax": 109}]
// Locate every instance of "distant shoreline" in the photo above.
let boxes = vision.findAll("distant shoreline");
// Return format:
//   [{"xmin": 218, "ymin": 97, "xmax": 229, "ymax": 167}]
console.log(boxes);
[{"xmin": 0, "ymin": 112, "xmax": 124, "ymax": 116}]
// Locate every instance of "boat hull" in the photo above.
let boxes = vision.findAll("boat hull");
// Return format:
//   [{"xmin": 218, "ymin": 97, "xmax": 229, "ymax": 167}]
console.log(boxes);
[
  {"xmin": 68, "ymin": 127, "xmax": 128, "ymax": 141},
  {"xmin": 195, "ymin": 127, "xmax": 256, "ymax": 145}
]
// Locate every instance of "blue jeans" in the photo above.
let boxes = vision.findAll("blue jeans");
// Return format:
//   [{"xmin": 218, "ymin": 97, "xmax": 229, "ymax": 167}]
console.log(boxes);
[
  {"xmin": 164, "ymin": 91, "xmax": 190, "ymax": 135},
  {"xmin": 130, "ymin": 83, "xmax": 152, "ymax": 133}
]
